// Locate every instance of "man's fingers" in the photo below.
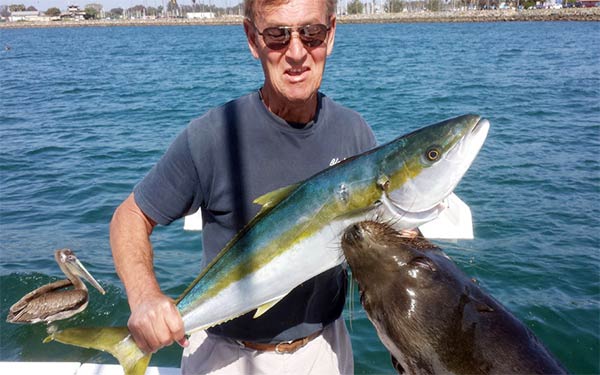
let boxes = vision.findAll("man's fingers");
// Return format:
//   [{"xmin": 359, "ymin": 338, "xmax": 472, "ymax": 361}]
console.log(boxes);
[
  {"xmin": 129, "ymin": 320, "xmax": 154, "ymax": 354},
  {"xmin": 164, "ymin": 303, "xmax": 186, "ymax": 346},
  {"xmin": 164, "ymin": 304, "xmax": 185, "ymax": 342},
  {"xmin": 143, "ymin": 325, "xmax": 162, "ymax": 353},
  {"xmin": 177, "ymin": 337, "xmax": 190, "ymax": 348},
  {"xmin": 129, "ymin": 310, "xmax": 163, "ymax": 353}
]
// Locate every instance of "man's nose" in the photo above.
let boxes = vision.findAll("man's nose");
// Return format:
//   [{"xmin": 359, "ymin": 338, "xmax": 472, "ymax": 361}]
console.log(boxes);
[{"xmin": 286, "ymin": 32, "xmax": 307, "ymax": 59}]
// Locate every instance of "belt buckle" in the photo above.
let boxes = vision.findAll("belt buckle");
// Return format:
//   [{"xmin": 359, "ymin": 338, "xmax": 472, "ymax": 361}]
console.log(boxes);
[{"xmin": 274, "ymin": 339, "xmax": 294, "ymax": 354}]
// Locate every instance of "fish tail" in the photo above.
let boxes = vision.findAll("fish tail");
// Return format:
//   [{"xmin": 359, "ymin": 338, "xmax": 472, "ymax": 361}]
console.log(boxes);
[{"xmin": 44, "ymin": 326, "xmax": 151, "ymax": 375}]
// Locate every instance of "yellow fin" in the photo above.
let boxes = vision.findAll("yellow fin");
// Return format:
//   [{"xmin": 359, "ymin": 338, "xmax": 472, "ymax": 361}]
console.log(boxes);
[
  {"xmin": 253, "ymin": 297, "xmax": 285, "ymax": 319},
  {"xmin": 253, "ymin": 184, "xmax": 300, "ymax": 211},
  {"xmin": 45, "ymin": 327, "xmax": 150, "ymax": 375}
]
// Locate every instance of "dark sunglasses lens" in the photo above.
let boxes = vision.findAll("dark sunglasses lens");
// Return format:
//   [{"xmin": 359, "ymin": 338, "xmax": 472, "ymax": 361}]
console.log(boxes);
[
  {"xmin": 262, "ymin": 27, "xmax": 290, "ymax": 50},
  {"xmin": 299, "ymin": 25, "xmax": 328, "ymax": 47}
]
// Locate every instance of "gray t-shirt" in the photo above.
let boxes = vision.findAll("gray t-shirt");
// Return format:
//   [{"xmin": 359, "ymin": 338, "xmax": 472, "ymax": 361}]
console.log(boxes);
[{"xmin": 134, "ymin": 90, "xmax": 376, "ymax": 342}]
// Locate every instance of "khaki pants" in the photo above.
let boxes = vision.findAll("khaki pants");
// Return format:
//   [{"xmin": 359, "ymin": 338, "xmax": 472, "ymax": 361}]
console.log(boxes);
[{"xmin": 181, "ymin": 317, "xmax": 353, "ymax": 375}]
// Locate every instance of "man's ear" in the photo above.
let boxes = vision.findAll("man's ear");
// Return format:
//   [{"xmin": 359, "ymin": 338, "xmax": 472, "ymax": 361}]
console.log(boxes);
[
  {"xmin": 243, "ymin": 19, "xmax": 260, "ymax": 59},
  {"xmin": 326, "ymin": 16, "xmax": 336, "ymax": 57}
]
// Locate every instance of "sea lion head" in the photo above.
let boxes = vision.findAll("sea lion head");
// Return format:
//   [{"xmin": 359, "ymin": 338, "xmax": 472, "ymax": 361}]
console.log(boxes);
[
  {"xmin": 341, "ymin": 220, "xmax": 463, "ymax": 300},
  {"xmin": 341, "ymin": 220, "xmax": 480, "ymax": 373}
]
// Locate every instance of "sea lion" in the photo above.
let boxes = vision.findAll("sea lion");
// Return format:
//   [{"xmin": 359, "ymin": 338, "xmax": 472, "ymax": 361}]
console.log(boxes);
[{"xmin": 341, "ymin": 220, "xmax": 567, "ymax": 374}]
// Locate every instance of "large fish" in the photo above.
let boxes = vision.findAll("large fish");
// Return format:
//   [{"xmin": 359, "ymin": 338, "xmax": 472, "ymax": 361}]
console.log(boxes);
[
  {"xmin": 341, "ymin": 220, "xmax": 568, "ymax": 374},
  {"xmin": 44, "ymin": 114, "xmax": 489, "ymax": 375}
]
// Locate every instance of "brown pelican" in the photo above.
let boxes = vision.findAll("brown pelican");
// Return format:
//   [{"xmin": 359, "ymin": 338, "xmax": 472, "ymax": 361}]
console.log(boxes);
[{"xmin": 6, "ymin": 248, "xmax": 105, "ymax": 324}]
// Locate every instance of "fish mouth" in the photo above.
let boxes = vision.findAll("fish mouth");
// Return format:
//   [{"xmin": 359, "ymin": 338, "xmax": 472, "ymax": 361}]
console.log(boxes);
[
  {"xmin": 473, "ymin": 117, "xmax": 490, "ymax": 135},
  {"xmin": 471, "ymin": 118, "xmax": 490, "ymax": 146}
]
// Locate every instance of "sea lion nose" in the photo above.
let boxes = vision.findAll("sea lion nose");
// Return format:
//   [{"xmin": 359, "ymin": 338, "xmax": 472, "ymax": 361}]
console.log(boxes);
[{"xmin": 345, "ymin": 223, "xmax": 364, "ymax": 242}]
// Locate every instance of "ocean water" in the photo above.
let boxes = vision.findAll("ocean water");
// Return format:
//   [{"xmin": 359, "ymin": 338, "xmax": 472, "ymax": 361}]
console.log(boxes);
[{"xmin": 1, "ymin": 21, "xmax": 599, "ymax": 374}]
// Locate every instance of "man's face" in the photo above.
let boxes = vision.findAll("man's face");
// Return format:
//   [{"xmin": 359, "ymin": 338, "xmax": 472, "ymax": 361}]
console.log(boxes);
[{"xmin": 244, "ymin": 0, "xmax": 336, "ymax": 107}]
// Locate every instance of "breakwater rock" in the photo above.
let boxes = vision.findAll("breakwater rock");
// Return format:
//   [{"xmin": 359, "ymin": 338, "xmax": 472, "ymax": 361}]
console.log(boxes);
[{"xmin": 339, "ymin": 8, "xmax": 600, "ymax": 23}]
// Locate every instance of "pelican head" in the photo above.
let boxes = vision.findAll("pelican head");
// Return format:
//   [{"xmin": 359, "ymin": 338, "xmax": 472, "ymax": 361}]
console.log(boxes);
[{"xmin": 55, "ymin": 249, "xmax": 106, "ymax": 295}]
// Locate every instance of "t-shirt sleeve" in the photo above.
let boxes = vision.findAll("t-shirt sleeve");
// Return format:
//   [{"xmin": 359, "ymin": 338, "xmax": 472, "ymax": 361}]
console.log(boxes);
[
  {"xmin": 133, "ymin": 127, "xmax": 201, "ymax": 226},
  {"xmin": 324, "ymin": 94, "xmax": 377, "ymax": 153},
  {"xmin": 360, "ymin": 116, "xmax": 377, "ymax": 150},
  {"xmin": 348, "ymin": 110, "xmax": 377, "ymax": 152}
]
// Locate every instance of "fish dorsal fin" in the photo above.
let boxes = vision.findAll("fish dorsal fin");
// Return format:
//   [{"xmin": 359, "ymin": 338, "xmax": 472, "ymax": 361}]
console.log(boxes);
[
  {"xmin": 253, "ymin": 296, "xmax": 286, "ymax": 319},
  {"xmin": 253, "ymin": 183, "xmax": 300, "ymax": 212}
]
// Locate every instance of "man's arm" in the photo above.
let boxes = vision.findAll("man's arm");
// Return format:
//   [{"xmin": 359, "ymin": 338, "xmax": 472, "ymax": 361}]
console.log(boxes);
[{"xmin": 109, "ymin": 192, "xmax": 188, "ymax": 353}]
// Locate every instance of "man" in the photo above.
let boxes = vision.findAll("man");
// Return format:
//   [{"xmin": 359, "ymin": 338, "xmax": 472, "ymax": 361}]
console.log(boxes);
[{"xmin": 110, "ymin": 0, "xmax": 375, "ymax": 373}]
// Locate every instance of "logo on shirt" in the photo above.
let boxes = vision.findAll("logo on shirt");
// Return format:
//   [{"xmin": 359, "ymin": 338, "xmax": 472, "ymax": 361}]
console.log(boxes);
[{"xmin": 329, "ymin": 157, "xmax": 341, "ymax": 166}]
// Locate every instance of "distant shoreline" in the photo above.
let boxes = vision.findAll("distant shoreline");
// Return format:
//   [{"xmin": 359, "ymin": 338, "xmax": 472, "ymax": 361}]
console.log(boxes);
[{"xmin": 1, "ymin": 8, "xmax": 599, "ymax": 29}]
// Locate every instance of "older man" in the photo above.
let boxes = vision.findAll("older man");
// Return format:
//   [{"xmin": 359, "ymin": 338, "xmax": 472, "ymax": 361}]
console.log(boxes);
[{"xmin": 109, "ymin": 0, "xmax": 375, "ymax": 373}]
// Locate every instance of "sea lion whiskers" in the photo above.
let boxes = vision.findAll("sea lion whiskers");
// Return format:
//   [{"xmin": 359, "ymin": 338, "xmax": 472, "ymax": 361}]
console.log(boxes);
[{"xmin": 345, "ymin": 273, "xmax": 356, "ymax": 330}]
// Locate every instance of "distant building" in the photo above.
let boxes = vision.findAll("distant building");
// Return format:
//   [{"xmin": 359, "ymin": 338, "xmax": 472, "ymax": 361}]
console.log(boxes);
[
  {"xmin": 187, "ymin": 12, "xmax": 215, "ymax": 19},
  {"xmin": 61, "ymin": 5, "xmax": 86, "ymax": 20},
  {"xmin": 9, "ymin": 11, "xmax": 52, "ymax": 22}
]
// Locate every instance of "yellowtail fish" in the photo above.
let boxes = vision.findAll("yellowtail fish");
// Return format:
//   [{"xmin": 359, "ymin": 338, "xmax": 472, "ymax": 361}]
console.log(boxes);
[{"xmin": 44, "ymin": 114, "xmax": 489, "ymax": 375}]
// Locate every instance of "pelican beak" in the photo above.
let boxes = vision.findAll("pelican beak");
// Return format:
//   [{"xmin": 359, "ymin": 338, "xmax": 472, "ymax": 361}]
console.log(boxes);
[{"xmin": 67, "ymin": 257, "xmax": 106, "ymax": 295}]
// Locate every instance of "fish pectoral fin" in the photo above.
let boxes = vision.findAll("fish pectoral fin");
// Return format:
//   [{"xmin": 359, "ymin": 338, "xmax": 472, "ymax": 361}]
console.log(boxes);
[
  {"xmin": 253, "ymin": 296, "xmax": 286, "ymax": 319},
  {"xmin": 253, "ymin": 183, "xmax": 300, "ymax": 211},
  {"xmin": 44, "ymin": 327, "xmax": 150, "ymax": 375},
  {"xmin": 418, "ymin": 193, "xmax": 474, "ymax": 240}
]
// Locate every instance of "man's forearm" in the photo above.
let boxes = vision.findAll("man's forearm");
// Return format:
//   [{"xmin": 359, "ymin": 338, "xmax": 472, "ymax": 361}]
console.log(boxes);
[
  {"xmin": 109, "ymin": 193, "xmax": 187, "ymax": 352},
  {"xmin": 110, "ymin": 193, "xmax": 161, "ymax": 308}
]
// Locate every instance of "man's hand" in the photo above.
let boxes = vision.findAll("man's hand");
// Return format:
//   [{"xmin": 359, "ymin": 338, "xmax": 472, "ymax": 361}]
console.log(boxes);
[{"xmin": 128, "ymin": 290, "xmax": 189, "ymax": 354}]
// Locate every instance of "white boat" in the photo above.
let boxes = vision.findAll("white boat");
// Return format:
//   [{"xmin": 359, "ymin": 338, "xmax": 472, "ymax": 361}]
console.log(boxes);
[{"xmin": 0, "ymin": 362, "xmax": 179, "ymax": 375}]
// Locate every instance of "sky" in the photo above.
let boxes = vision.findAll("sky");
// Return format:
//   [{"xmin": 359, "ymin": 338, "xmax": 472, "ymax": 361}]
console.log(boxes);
[{"xmin": 1, "ymin": 0, "xmax": 237, "ymax": 12}]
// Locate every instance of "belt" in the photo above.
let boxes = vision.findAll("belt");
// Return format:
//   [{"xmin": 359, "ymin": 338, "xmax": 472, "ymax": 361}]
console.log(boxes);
[{"xmin": 239, "ymin": 330, "xmax": 322, "ymax": 354}]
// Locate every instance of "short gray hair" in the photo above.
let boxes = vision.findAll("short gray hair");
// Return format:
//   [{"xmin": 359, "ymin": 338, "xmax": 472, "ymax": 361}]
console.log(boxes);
[{"xmin": 244, "ymin": 0, "xmax": 337, "ymax": 22}]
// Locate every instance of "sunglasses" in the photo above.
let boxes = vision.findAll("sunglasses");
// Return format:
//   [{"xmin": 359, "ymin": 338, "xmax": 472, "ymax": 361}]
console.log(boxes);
[{"xmin": 252, "ymin": 23, "xmax": 331, "ymax": 50}]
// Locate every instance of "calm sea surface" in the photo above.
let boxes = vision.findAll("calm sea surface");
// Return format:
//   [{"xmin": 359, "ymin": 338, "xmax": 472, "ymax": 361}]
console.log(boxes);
[{"xmin": 1, "ymin": 22, "xmax": 599, "ymax": 374}]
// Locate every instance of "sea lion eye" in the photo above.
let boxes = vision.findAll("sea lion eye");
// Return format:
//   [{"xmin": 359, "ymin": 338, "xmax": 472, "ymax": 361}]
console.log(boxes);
[
  {"xmin": 425, "ymin": 147, "xmax": 441, "ymax": 162},
  {"xmin": 410, "ymin": 257, "xmax": 436, "ymax": 272}
]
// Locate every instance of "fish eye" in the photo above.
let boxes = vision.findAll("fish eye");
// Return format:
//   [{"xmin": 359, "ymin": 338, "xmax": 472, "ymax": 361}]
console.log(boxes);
[{"xmin": 425, "ymin": 147, "xmax": 441, "ymax": 162}]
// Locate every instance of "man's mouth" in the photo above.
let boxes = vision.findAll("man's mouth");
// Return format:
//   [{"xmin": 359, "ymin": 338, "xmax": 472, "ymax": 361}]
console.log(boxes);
[{"xmin": 286, "ymin": 67, "xmax": 309, "ymax": 77}]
